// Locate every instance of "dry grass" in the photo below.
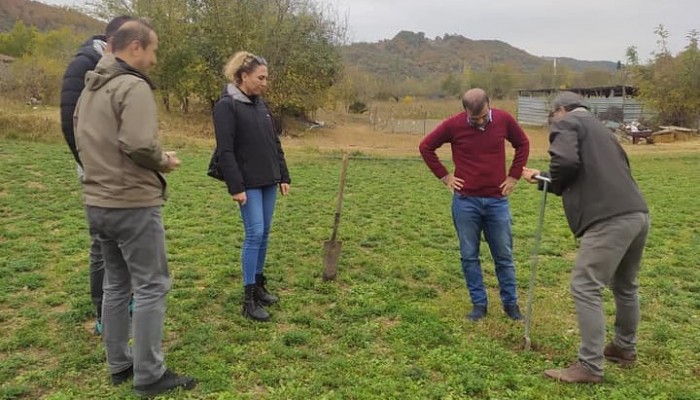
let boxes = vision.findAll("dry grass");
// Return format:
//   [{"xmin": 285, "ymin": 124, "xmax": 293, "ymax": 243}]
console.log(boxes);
[{"xmin": 2, "ymin": 96, "xmax": 699, "ymax": 160}]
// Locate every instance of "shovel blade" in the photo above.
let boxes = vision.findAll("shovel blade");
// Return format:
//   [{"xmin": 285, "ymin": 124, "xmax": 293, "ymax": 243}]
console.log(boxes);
[{"xmin": 322, "ymin": 240, "xmax": 342, "ymax": 281}]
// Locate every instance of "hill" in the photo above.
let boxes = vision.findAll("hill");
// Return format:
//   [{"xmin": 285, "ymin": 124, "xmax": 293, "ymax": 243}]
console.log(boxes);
[
  {"xmin": 0, "ymin": 0, "xmax": 103, "ymax": 35},
  {"xmin": 342, "ymin": 30, "xmax": 617, "ymax": 80}
]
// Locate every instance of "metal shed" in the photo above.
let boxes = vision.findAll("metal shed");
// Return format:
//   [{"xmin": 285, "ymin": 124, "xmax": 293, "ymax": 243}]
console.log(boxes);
[{"xmin": 517, "ymin": 85, "xmax": 654, "ymax": 126}]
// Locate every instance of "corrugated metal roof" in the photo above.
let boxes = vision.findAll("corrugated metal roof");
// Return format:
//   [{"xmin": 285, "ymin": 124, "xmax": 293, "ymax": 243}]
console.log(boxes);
[{"xmin": 518, "ymin": 85, "xmax": 637, "ymax": 97}]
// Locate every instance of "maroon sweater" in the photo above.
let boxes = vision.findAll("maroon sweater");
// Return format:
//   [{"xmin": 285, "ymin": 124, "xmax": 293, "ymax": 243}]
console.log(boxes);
[{"xmin": 419, "ymin": 108, "xmax": 530, "ymax": 198}]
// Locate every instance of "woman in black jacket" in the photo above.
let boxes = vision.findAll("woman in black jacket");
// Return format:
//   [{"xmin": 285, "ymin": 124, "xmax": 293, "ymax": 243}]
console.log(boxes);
[{"xmin": 213, "ymin": 51, "xmax": 290, "ymax": 322}]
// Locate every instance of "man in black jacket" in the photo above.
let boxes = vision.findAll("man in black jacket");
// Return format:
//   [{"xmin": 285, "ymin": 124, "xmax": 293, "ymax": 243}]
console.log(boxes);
[
  {"xmin": 523, "ymin": 92, "xmax": 649, "ymax": 384},
  {"xmin": 59, "ymin": 15, "xmax": 133, "ymax": 335}
]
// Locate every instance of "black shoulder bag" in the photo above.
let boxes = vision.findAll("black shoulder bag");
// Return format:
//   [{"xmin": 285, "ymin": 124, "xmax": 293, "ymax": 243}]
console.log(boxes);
[{"xmin": 207, "ymin": 95, "xmax": 235, "ymax": 181}]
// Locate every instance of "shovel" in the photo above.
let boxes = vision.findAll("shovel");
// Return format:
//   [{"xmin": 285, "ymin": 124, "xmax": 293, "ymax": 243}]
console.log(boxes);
[
  {"xmin": 322, "ymin": 154, "xmax": 350, "ymax": 281},
  {"xmin": 523, "ymin": 174, "xmax": 551, "ymax": 351}
]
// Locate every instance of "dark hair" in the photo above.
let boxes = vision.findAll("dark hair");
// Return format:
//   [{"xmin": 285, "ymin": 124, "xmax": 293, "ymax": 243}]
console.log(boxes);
[
  {"xmin": 110, "ymin": 19, "xmax": 155, "ymax": 52},
  {"xmin": 105, "ymin": 15, "xmax": 134, "ymax": 40}
]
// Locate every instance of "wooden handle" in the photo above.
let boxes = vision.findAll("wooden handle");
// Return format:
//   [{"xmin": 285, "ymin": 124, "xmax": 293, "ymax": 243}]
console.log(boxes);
[{"xmin": 330, "ymin": 154, "xmax": 349, "ymax": 241}]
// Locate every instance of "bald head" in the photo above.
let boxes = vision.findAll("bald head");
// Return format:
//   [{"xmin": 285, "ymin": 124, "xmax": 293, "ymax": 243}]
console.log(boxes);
[
  {"xmin": 462, "ymin": 88, "xmax": 490, "ymax": 114},
  {"xmin": 111, "ymin": 19, "xmax": 154, "ymax": 53}
]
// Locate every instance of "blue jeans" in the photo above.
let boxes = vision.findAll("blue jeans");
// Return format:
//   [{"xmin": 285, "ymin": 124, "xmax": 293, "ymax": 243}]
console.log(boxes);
[
  {"xmin": 239, "ymin": 185, "xmax": 277, "ymax": 285},
  {"xmin": 451, "ymin": 195, "xmax": 518, "ymax": 306}
]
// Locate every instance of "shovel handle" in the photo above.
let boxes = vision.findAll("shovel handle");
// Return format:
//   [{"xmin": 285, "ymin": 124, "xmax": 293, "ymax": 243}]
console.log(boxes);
[
  {"xmin": 533, "ymin": 174, "xmax": 551, "ymax": 184},
  {"xmin": 330, "ymin": 154, "xmax": 350, "ymax": 241},
  {"xmin": 524, "ymin": 179, "xmax": 549, "ymax": 344}
]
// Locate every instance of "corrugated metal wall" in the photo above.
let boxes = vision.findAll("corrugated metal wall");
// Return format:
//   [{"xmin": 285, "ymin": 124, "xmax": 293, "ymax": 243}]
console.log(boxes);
[
  {"xmin": 517, "ymin": 95, "xmax": 655, "ymax": 126},
  {"xmin": 517, "ymin": 97, "xmax": 549, "ymax": 126}
]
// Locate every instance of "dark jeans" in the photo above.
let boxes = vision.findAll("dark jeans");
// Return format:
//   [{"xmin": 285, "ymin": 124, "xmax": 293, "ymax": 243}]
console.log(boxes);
[
  {"xmin": 80, "ymin": 165, "xmax": 105, "ymax": 319},
  {"xmin": 88, "ymin": 232, "xmax": 105, "ymax": 319}
]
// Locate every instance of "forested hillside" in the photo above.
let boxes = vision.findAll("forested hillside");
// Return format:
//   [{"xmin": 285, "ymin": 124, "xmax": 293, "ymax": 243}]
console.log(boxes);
[
  {"xmin": 0, "ymin": 0, "xmax": 103, "ymax": 35},
  {"xmin": 342, "ymin": 30, "xmax": 617, "ymax": 79}
]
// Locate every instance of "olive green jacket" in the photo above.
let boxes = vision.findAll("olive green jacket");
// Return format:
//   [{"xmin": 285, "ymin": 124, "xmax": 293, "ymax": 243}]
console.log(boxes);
[{"xmin": 75, "ymin": 53, "xmax": 170, "ymax": 208}]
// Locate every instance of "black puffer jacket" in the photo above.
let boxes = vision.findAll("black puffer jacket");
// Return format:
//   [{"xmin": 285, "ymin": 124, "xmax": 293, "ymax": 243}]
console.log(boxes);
[
  {"xmin": 213, "ymin": 85, "xmax": 291, "ymax": 195},
  {"xmin": 60, "ymin": 35, "xmax": 106, "ymax": 165}
]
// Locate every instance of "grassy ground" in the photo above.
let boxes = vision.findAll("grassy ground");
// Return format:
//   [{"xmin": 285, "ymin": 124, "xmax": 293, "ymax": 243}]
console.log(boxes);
[{"xmin": 1, "ymin": 100, "xmax": 700, "ymax": 399}]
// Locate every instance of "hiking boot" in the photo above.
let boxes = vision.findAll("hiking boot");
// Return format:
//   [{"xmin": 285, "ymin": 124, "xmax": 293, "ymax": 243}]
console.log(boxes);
[
  {"xmin": 503, "ymin": 304, "xmax": 522, "ymax": 320},
  {"xmin": 604, "ymin": 342, "xmax": 637, "ymax": 366},
  {"xmin": 133, "ymin": 369, "xmax": 196, "ymax": 398},
  {"xmin": 255, "ymin": 274, "xmax": 279, "ymax": 306},
  {"xmin": 544, "ymin": 361, "xmax": 603, "ymax": 384},
  {"xmin": 242, "ymin": 284, "xmax": 270, "ymax": 322},
  {"xmin": 94, "ymin": 319, "xmax": 103, "ymax": 336},
  {"xmin": 111, "ymin": 365, "xmax": 133, "ymax": 386},
  {"xmin": 467, "ymin": 304, "xmax": 487, "ymax": 322}
]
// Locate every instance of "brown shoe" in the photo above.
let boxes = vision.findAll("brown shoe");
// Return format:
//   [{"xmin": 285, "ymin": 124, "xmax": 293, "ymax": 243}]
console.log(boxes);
[
  {"xmin": 544, "ymin": 361, "xmax": 603, "ymax": 384},
  {"xmin": 604, "ymin": 342, "xmax": 637, "ymax": 366}
]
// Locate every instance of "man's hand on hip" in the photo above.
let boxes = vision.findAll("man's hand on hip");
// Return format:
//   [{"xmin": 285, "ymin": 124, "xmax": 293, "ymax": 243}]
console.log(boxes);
[
  {"xmin": 441, "ymin": 173, "xmax": 464, "ymax": 193},
  {"xmin": 500, "ymin": 176, "xmax": 518, "ymax": 196}
]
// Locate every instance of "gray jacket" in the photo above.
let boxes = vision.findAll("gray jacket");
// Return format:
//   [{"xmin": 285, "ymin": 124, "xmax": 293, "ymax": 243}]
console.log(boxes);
[{"xmin": 541, "ymin": 108, "xmax": 648, "ymax": 237}]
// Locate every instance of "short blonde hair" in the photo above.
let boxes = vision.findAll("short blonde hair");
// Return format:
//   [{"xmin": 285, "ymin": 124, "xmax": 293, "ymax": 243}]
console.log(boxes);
[{"xmin": 223, "ymin": 51, "xmax": 268, "ymax": 84}]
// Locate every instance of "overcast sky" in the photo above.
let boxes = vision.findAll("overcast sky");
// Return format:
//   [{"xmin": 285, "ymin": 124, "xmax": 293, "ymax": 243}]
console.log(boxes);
[{"xmin": 40, "ymin": 0, "xmax": 698, "ymax": 62}]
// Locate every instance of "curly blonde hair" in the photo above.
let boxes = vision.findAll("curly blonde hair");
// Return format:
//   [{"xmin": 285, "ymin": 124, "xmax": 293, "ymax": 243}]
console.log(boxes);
[{"xmin": 223, "ymin": 51, "xmax": 268, "ymax": 84}]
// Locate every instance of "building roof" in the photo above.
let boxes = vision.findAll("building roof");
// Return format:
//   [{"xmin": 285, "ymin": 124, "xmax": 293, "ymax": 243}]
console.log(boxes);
[{"xmin": 518, "ymin": 85, "xmax": 637, "ymax": 97}]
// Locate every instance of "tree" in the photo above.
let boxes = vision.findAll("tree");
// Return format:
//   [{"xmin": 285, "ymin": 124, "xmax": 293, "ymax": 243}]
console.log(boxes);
[
  {"xmin": 0, "ymin": 24, "xmax": 82, "ymax": 103},
  {"xmin": 88, "ymin": 0, "xmax": 346, "ymax": 117},
  {"xmin": 440, "ymin": 73, "xmax": 462, "ymax": 96},
  {"xmin": 629, "ymin": 28, "xmax": 700, "ymax": 127},
  {"xmin": 0, "ymin": 21, "xmax": 38, "ymax": 57},
  {"xmin": 468, "ymin": 63, "xmax": 519, "ymax": 99}
]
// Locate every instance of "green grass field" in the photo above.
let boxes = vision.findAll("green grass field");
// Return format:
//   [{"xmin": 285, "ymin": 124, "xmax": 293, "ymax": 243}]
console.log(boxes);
[{"xmin": 1, "ymin": 134, "xmax": 699, "ymax": 399}]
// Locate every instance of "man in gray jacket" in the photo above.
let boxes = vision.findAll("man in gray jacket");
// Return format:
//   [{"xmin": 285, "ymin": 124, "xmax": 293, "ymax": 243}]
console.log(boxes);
[
  {"xmin": 74, "ymin": 19, "xmax": 195, "ymax": 396},
  {"xmin": 523, "ymin": 91, "xmax": 649, "ymax": 384}
]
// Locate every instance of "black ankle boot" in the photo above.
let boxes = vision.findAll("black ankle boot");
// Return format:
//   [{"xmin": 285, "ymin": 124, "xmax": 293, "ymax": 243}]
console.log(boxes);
[
  {"xmin": 242, "ymin": 284, "xmax": 270, "ymax": 322},
  {"xmin": 255, "ymin": 274, "xmax": 279, "ymax": 306},
  {"xmin": 467, "ymin": 304, "xmax": 488, "ymax": 321}
]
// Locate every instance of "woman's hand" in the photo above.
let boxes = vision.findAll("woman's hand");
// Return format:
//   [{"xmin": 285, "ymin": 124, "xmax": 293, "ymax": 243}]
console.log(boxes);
[
  {"xmin": 232, "ymin": 192, "xmax": 247, "ymax": 206},
  {"xmin": 279, "ymin": 183, "xmax": 290, "ymax": 196}
]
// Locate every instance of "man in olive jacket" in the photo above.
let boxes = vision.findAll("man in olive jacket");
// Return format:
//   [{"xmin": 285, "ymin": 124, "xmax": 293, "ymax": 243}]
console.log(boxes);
[
  {"xmin": 74, "ymin": 20, "xmax": 195, "ymax": 397},
  {"xmin": 523, "ymin": 92, "xmax": 649, "ymax": 384}
]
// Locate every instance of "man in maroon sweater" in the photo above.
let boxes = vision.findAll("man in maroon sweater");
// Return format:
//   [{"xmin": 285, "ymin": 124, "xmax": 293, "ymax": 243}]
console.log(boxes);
[{"xmin": 419, "ymin": 88, "xmax": 530, "ymax": 321}]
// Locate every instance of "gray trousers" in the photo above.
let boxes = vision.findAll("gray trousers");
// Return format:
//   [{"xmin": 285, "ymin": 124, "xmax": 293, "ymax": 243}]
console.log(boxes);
[
  {"xmin": 572, "ymin": 212, "xmax": 650, "ymax": 376},
  {"xmin": 86, "ymin": 206, "xmax": 171, "ymax": 386}
]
